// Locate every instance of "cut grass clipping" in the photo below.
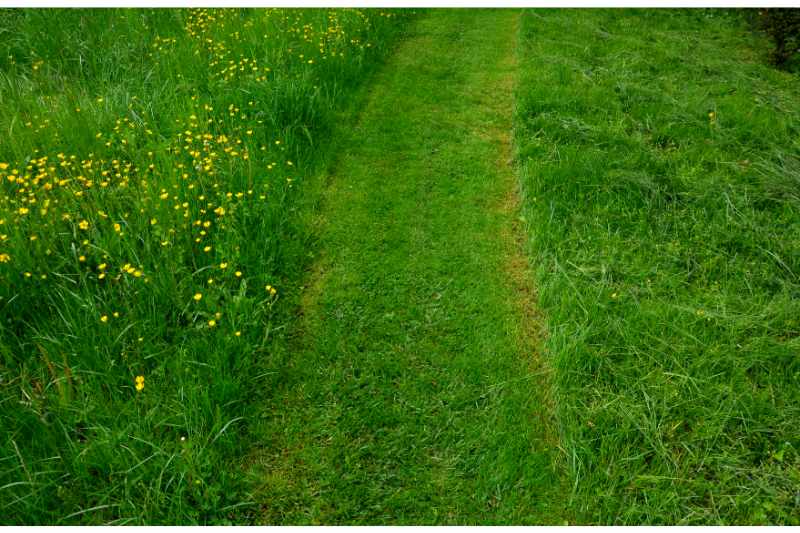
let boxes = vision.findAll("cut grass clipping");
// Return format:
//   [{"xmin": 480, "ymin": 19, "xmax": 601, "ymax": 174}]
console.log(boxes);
[
  {"xmin": 0, "ymin": 8, "xmax": 411, "ymax": 524},
  {"xmin": 516, "ymin": 9, "xmax": 800, "ymax": 525}
]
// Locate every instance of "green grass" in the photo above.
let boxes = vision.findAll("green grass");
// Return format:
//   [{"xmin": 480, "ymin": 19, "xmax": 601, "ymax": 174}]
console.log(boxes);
[
  {"xmin": 248, "ymin": 9, "xmax": 566, "ymax": 524},
  {"xmin": 0, "ymin": 8, "xmax": 411, "ymax": 524},
  {"xmin": 2, "ymin": 6, "xmax": 800, "ymax": 526},
  {"xmin": 515, "ymin": 8, "xmax": 800, "ymax": 524}
]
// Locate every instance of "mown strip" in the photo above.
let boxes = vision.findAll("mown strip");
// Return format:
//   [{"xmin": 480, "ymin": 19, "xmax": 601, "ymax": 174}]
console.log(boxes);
[{"xmin": 250, "ymin": 9, "xmax": 566, "ymax": 525}]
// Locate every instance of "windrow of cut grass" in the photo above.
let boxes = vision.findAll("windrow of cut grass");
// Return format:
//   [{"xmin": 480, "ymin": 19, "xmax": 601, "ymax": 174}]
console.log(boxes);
[
  {"xmin": 0, "ymin": 8, "xmax": 411, "ymax": 524},
  {"xmin": 516, "ymin": 9, "xmax": 800, "ymax": 524}
]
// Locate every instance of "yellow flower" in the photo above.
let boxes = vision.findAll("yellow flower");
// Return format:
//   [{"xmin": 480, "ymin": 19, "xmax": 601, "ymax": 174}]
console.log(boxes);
[
  {"xmin": 0, "ymin": 162, "xmax": 8, "ymax": 170},
  {"xmin": 193, "ymin": 293, "xmax": 203, "ymax": 301},
  {"xmin": 208, "ymin": 319, "xmax": 216, "ymax": 327},
  {"xmin": 219, "ymin": 262, "xmax": 228, "ymax": 269},
  {"xmin": 0, "ymin": 253, "xmax": 9, "ymax": 263},
  {"xmin": 135, "ymin": 375, "xmax": 144, "ymax": 391},
  {"xmin": 18, "ymin": 207, "xmax": 29, "ymax": 215},
  {"xmin": 100, "ymin": 315, "xmax": 109, "ymax": 323},
  {"xmin": 265, "ymin": 284, "xmax": 277, "ymax": 296},
  {"xmin": 235, "ymin": 271, "xmax": 242, "ymax": 277},
  {"xmin": 203, "ymin": 246, "xmax": 212, "ymax": 252},
  {"xmin": 78, "ymin": 220, "xmax": 90, "ymax": 230}
]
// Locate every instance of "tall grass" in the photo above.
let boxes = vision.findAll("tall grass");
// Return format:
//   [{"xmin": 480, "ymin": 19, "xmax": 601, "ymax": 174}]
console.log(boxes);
[
  {"xmin": 516, "ymin": 9, "xmax": 800, "ymax": 524},
  {"xmin": 0, "ymin": 8, "xmax": 411, "ymax": 524}
]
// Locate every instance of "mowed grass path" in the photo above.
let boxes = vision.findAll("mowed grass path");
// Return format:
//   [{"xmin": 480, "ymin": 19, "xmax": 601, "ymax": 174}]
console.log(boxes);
[{"xmin": 249, "ymin": 10, "xmax": 566, "ymax": 524}]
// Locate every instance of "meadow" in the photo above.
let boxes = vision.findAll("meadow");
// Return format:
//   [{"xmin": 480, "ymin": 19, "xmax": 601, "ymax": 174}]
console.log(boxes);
[
  {"xmin": 0, "ymin": 8, "xmax": 410, "ymax": 524},
  {"xmin": 516, "ymin": 8, "xmax": 800, "ymax": 524},
  {"xmin": 1, "ymin": 7, "xmax": 799, "ymax": 526}
]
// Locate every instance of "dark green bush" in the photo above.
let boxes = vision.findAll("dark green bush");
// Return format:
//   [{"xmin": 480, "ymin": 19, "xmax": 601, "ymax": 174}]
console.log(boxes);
[{"xmin": 758, "ymin": 8, "xmax": 800, "ymax": 69}]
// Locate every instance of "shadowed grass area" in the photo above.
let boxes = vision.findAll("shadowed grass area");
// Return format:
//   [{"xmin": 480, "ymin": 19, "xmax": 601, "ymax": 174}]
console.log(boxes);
[
  {"xmin": 516, "ymin": 8, "xmax": 800, "ymax": 524},
  {"xmin": 250, "ymin": 9, "xmax": 567, "ymax": 525}
]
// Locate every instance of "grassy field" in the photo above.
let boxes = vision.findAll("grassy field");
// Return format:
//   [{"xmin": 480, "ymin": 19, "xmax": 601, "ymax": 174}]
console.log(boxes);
[
  {"xmin": 1, "ymin": 7, "xmax": 799, "ymax": 526},
  {"xmin": 0, "ymin": 8, "xmax": 411, "ymax": 524},
  {"xmin": 516, "ymin": 9, "xmax": 800, "ymax": 525}
]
